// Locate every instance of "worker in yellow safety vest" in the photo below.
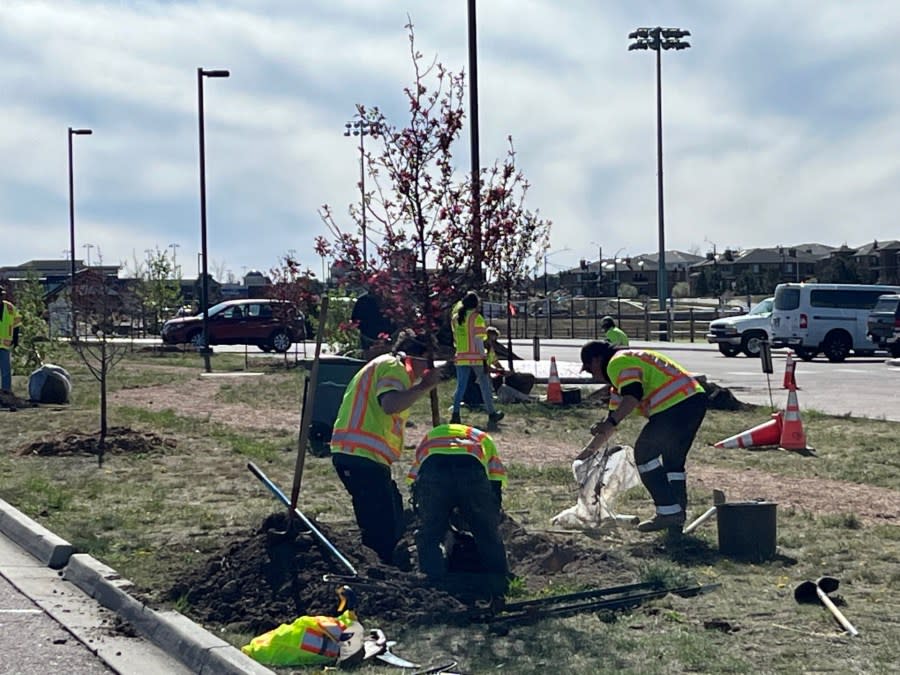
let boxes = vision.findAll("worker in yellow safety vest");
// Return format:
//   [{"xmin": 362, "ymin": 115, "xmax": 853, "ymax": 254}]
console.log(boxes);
[
  {"xmin": 450, "ymin": 291, "xmax": 503, "ymax": 427},
  {"xmin": 407, "ymin": 424, "xmax": 509, "ymax": 584},
  {"xmin": 578, "ymin": 340, "xmax": 707, "ymax": 532},
  {"xmin": 0, "ymin": 285, "xmax": 22, "ymax": 392},
  {"xmin": 331, "ymin": 330, "xmax": 441, "ymax": 565}
]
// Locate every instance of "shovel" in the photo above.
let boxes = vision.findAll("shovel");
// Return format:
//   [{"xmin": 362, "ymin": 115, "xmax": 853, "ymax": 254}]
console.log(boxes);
[{"xmin": 794, "ymin": 576, "xmax": 859, "ymax": 637}]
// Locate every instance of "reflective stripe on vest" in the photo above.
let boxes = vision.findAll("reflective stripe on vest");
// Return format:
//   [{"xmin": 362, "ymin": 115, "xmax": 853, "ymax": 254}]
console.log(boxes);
[
  {"xmin": 455, "ymin": 309, "xmax": 486, "ymax": 364},
  {"xmin": 607, "ymin": 350, "xmax": 703, "ymax": 418},
  {"xmin": 300, "ymin": 626, "xmax": 341, "ymax": 659},
  {"xmin": 330, "ymin": 355, "xmax": 412, "ymax": 466},
  {"xmin": 407, "ymin": 423, "xmax": 507, "ymax": 485}
]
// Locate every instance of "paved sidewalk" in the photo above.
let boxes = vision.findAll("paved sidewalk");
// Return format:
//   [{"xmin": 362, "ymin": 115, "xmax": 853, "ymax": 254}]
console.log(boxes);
[{"xmin": 0, "ymin": 499, "xmax": 273, "ymax": 675}]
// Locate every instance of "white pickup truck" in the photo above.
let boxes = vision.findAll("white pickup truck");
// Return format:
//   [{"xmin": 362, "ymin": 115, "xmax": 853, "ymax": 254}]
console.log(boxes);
[{"xmin": 706, "ymin": 297, "xmax": 774, "ymax": 358}]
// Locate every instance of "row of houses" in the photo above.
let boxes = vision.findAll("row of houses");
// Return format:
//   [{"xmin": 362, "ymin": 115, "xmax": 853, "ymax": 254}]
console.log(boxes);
[
  {"xmin": 3, "ymin": 239, "xmax": 899, "ymax": 311},
  {"xmin": 550, "ymin": 240, "xmax": 900, "ymax": 299}
]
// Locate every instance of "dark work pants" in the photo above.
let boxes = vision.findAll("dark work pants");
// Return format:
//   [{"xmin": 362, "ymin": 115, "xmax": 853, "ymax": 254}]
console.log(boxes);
[
  {"xmin": 633, "ymin": 392, "xmax": 708, "ymax": 510},
  {"xmin": 332, "ymin": 453, "xmax": 404, "ymax": 564},
  {"xmin": 413, "ymin": 454, "xmax": 508, "ymax": 580}
]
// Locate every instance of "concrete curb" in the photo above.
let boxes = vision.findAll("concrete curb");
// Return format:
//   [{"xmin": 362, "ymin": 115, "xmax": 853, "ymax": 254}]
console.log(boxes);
[
  {"xmin": 0, "ymin": 497, "xmax": 73, "ymax": 568},
  {"xmin": 0, "ymin": 499, "xmax": 273, "ymax": 675}
]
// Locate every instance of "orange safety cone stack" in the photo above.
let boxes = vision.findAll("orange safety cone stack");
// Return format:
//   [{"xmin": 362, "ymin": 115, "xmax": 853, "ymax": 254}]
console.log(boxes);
[
  {"xmin": 782, "ymin": 350, "xmax": 798, "ymax": 389},
  {"xmin": 714, "ymin": 412, "xmax": 783, "ymax": 449},
  {"xmin": 779, "ymin": 387, "xmax": 814, "ymax": 453},
  {"xmin": 546, "ymin": 356, "xmax": 563, "ymax": 404}
]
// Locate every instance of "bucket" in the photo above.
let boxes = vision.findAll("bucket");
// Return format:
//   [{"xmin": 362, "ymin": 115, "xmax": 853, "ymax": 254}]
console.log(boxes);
[{"xmin": 716, "ymin": 501, "xmax": 777, "ymax": 562}]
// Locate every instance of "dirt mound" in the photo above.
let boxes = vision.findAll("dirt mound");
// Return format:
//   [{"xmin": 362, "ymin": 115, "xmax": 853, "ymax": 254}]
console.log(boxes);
[
  {"xmin": 17, "ymin": 426, "xmax": 176, "ymax": 457},
  {"xmin": 167, "ymin": 513, "xmax": 631, "ymax": 635}
]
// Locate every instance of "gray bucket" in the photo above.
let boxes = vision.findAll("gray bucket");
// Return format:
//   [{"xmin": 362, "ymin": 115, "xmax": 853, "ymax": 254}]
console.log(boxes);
[{"xmin": 716, "ymin": 501, "xmax": 777, "ymax": 562}]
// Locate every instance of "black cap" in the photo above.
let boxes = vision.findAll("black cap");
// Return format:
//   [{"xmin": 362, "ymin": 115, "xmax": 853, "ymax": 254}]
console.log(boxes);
[
  {"xmin": 394, "ymin": 330, "xmax": 432, "ymax": 357},
  {"xmin": 580, "ymin": 339, "xmax": 615, "ymax": 372},
  {"xmin": 600, "ymin": 315, "xmax": 614, "ymax": 330}
]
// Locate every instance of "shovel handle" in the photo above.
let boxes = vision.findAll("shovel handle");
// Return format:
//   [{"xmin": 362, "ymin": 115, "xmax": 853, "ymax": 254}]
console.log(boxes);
[
  {"xmin": 816, "ymin": 586, "xmax": 859, "ymax": 637},
  {"xmin": 290, "ymin": 295, "xmax": 329, "ymax": 512},
  {"xmin": 682, "ymin": 505, "xmax": 717, "ymax": 535}
]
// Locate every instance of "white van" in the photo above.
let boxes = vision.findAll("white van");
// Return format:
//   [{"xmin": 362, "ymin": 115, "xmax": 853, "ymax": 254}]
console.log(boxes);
[{"xmin": 770, "ymin": 283, "xmax": 900, "ymax": 362}]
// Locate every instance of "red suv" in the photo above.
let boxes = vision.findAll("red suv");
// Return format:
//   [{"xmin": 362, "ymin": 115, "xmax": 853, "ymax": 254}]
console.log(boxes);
[{"xmin": 160, "ymin": 299, "xmax": 305, "ymax": 352}]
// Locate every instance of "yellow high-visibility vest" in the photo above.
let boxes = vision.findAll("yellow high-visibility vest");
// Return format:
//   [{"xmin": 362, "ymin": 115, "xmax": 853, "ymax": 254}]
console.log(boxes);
[
  {"xmin": 607, "ymin": 350, "xmax": 704, "ymax": 418},
  {"xmin": 330, "ymin": 354, "xmax": 413, "ymax": 466},
  {"xmin": 241, "ymin": 609, "xmax": 356, "ymax": 666},
  {"xmin": 453, "ymin": 303, "xmax": 487, "ymax": 365},
  {"xmin": 0, "ymin": 301, "xmax": 21, "ymax": 350},
  {"xmin": 407, "ymin": 423, "xmax": 507, "ymax": 486}
]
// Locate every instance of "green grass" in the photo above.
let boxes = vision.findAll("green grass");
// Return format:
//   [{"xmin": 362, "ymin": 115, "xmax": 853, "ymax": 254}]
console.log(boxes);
[{"xmin": 1, "ymin": 348, "xmax": 899, "ymax": 674}]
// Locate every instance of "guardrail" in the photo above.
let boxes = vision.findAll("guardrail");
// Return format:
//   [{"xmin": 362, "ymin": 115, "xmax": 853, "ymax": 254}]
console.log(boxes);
[{"xmin": 483, "ymin": 299, "xmax": 731, "ymax": 342}]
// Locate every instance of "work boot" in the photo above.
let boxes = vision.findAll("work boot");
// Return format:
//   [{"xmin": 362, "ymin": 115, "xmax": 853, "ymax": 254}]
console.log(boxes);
[
  {"xmin": 450, "ymin": 412, "xmax": 461, "ymax": 424},
  {"xmin": 488, "ymin": 411, "xmax": 505, "ymax": 424},
  {"xmin": 637, "ymin": 511, "xmax": 685, "ymax": 532}
]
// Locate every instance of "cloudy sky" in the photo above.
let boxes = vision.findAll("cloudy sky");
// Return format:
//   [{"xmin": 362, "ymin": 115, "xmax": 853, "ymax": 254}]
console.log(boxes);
[{"xmin": 2, "ymin": 0, "xmax": 898, "ymax": 280}]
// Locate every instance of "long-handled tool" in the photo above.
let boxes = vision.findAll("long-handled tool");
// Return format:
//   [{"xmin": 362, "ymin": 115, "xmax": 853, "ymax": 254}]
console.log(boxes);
[
  {"xmin": 683, "ymin": 488, "xmax": 726, "ymax": 535},
  {"xmin": 794, "ymin": 576, "xmax": 859, "ymax": 637},
  {"xmin": 247, "ymin": 460, "xmax": 358, "ymax": 577},
  {"xmin": 289, "ymin": 295, "xmax": 329, "ymax": 516}
]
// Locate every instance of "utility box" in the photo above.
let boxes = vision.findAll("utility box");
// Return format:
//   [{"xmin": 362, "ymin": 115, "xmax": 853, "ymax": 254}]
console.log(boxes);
[{"xmin": 307, "ymin": 356, "xmax": 366, "ymax": 457}]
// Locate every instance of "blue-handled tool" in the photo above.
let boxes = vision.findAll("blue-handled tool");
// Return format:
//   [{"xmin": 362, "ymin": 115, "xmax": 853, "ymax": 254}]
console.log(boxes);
[{"xmin": 248, "ymin": 461, "xmax": 358, "ymax": 577}]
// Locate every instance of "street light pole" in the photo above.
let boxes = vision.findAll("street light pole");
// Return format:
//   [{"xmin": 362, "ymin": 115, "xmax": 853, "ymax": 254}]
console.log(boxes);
[
  {"xmin": 467, "ymin": 0, "xmax": 483, "ymax": 284},
  {"xmin": 629, "ymin": 26, "xmax": 690, "ymax": 312},
  {"xmin": 343, "ymin": 118, "xmax": 378, "ymax": 266},
  {"xmin": 67, "ymin": 126, "xmax": 92, "ymax": 338},
  {"xmin": 197, "ymin": 67, "xmax": 230, "ymax": 373}
]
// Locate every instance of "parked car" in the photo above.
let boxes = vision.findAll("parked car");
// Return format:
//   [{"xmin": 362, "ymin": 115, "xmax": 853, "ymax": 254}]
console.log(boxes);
[
  {"xmin": 866, "ymin": 294, "xmax": 900, "ymax": 358},
  {"xmin": 160, "ymin": 299, "xmax": 305, "ymax": 353},
  {"xmin": 771, "ymin": 283, "xmax": 900, "ymax": 362},
  {"xmin": 706, "ymin": 297, "xmax": 774, "ymax": 358}
]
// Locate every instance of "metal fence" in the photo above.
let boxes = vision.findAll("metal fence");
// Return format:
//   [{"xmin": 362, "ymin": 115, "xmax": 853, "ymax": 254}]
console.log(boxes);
[{"xmin": 482, "ymin": 298, "xmax": 734, "ymax": 342}]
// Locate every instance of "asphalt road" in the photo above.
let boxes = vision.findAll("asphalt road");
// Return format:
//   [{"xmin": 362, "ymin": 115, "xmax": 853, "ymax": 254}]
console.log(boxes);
[{"xmin": 140, "ymin": 338, "xmax": 900, "ymax": 422}]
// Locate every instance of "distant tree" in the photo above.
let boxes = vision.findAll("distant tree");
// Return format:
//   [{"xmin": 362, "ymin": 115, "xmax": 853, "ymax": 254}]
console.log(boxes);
[
  {"xmin": 694, "ymin": 271, "xmax": 709, "ymax": 297},
  {"xmin": 672, "ymin": 281, "xmax": 691, "ymax": 298},
  {"xmin": 135, "ymin": 247, "xmax": 182, "ymax": 335},
  {"xmin": 619, "ymin": 283, "xmax": 638, "ymax": 299},
  {"xmin": 817, "ymin": 256, "xmax": 861, "ymax": 284},
  {"xmin": 266, "ymin": 252, "xmax": 318, "ymax": 363},
  {"xmin": 70, "ymin": 268, "xmax": 132, "ymax": 466},
  {"xmin": 11, "ymin": 274, "xmax": 62, "ymax": 372}
]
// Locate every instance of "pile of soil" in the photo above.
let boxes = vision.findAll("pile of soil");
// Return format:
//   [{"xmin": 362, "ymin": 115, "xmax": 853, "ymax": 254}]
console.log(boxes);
[
  {"xmin": 17, "ymin": 427, "xmax": 176, "ymax": 457},
  {"xmin": 166, "ymin": 513, "xmax": 632, "ymax": 635}
]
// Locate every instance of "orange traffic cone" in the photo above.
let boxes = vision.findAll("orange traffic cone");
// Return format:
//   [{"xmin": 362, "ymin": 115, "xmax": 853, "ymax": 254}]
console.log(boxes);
[
  {"xmin": 546, "ymin": 356, "xmax": 563, "ymax": 404},
  {"xmin": 714, "ymin": 412, "xmax": 783, "ymax": 449},
  {"xmin": 782, "ymin": 350, "xmax": 798, "ymax": 390},
  {"xmin": 780, "ymin": 388, "xmax": 813, "ymax": 453}
]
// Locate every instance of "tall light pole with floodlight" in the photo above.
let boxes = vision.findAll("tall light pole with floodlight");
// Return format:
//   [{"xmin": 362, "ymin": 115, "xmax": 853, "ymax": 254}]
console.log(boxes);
[
  {"xmin": 68, "ymin": 126, "xmax": 92, "ymax": 338},
  {"xmin": 197, "ymin": 67, "xmax": 230, "ymax": 373},
  {"xmin": 343, "ymin": 118, "xmax": 378, "ymax": 266},
  {"xmin": 628, "ymin": 26, "xmax": 690, "ymax": 312}
]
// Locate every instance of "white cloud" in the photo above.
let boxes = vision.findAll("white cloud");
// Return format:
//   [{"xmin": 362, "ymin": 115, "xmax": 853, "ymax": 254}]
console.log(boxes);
[{"xmin": 2, "ymin": 0, "xmax": 900, "ymax": 277}]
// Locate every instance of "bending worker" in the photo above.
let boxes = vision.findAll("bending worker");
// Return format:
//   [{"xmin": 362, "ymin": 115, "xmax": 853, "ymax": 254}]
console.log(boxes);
[
  {"xmin": 407, "ymin": 424, "xmax": 509, "ymax": 586},
  {"xmin": 330, "ymin": 331, "xmax": 441, "ymax": 564},
  {"xmin": 579, "ymin": 340, "xmax": 707, "ymax": 532}
]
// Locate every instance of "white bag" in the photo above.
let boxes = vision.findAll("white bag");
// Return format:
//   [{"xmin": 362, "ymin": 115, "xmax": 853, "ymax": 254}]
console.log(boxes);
[{"xmin": 551, "ymin": 445, "xmax": 641, "ymax": 529}]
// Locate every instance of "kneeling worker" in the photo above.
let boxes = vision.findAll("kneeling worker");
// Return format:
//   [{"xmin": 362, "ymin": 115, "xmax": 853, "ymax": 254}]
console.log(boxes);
[
  {"xmin": 330, "ymin": 331, "xmax": 441, "ymax": 564},
  {"xmin": 407, "ymin": 424, "xmax": 508, "ymax": 583}
]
